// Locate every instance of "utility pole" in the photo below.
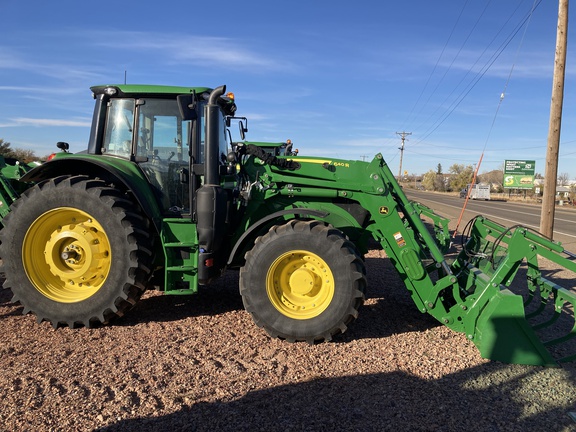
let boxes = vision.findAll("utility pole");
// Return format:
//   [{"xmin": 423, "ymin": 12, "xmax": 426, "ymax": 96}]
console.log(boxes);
[
  {"xmin": 540, "ymin": 0, "xmax": 569, "ymax": 239},
  {"xmin": 396, "ymin": 131, "xmax": 412, "ymax": 180}
]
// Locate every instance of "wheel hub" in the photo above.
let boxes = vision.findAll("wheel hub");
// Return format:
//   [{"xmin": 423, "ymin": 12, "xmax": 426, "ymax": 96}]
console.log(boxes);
[
  {"xmin": 267, "ymin": 250, "xmax": 335, "ymax": 320},
  {"xmin": 289, "ymin": 268, "xmax": 316, "ymax": 295},
  {"xmin": 23, "ymin": 208, "xmax": 111, "ymax": 303}
]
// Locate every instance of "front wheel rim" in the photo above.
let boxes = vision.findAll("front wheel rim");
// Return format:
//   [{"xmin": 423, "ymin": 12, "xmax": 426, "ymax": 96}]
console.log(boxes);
[
  {"xmin": 22, "ymin": 207, "xmax": 112, "ymax": 303},
  {"xmin": 266, "ymin": 250, "xmax": 335, "ymax": 320}
]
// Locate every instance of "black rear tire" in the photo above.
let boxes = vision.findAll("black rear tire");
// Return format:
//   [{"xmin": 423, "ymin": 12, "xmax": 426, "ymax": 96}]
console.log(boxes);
[
  {"xmin": 0, "ymin": 176, "xmax": 153, "ymax": 328},
  {"xmin": 240, "ymin": 220, "xmax": 366, "ymax": 343}
]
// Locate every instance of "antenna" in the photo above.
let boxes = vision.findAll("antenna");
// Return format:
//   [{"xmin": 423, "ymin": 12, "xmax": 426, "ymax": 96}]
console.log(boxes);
[{"xmin": 124, "ymin": 70, "xmax": 127, "ymax": 85}]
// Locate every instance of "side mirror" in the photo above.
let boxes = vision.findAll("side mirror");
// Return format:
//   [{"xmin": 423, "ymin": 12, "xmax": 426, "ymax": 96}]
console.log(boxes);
[
  {"xmin": 238, "ymin": 120, "xmax": 248, "ymax": 140},
  {"xmin": 56, "ymin": 141, "xmax": 69, "ymax": 152}
]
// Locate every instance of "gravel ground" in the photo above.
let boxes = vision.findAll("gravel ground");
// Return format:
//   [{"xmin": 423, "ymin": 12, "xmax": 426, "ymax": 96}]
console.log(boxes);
[{"xmin": 1, "ymin": 248, "xmax": 575, "ymax": 432}]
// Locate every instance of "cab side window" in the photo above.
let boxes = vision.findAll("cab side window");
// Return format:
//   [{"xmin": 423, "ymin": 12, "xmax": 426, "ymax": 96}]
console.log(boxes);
[{"xmin": 102, "ymin": 99, "xmax": 134, "ymax": 157}]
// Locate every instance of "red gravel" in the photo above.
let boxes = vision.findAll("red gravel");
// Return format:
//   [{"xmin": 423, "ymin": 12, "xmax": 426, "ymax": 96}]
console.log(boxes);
[{"xmin": 1, "ymin": 250, "xmax": 575, "ymax": 431}]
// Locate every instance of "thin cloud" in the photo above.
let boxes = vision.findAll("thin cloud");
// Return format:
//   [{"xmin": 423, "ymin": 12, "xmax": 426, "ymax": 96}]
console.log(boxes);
[
  {"xmin": 0, "ymin": 86, "xmax": 41, "ymax": 91},
  {"xmin": 0, "ymin": 48, "xmax": 28, "ymax": 70},
  {"xmin": 4, "ymin": 118, "xmax": 91, "ymax": 127},
  {"xmin": 0, "ymin": 49, "xmax": 103, "ymax": 84},
  {"xmin": 0, "ymin": 85, "xmax": 81, "ymax": 96},
  {"xmin": 90, "ymin": 31, "xmax": 295, "ymax": 72}
]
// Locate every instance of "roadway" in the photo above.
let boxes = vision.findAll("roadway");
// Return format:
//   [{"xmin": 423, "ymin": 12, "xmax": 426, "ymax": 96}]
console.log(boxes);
[{"xmin": 403, "ymin": 188, "xmax": 576, "ymax": 253}]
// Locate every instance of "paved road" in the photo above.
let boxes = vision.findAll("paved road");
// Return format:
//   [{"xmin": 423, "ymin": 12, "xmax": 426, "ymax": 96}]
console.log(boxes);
[{"xmin": 404, "ymin": 188, "xmax": 576, "ymax": 252}]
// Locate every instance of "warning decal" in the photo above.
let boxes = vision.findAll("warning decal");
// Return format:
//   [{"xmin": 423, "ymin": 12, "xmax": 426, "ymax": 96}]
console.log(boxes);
[{"xmin": 393, "ymin": 232, "xmax": 406, "ymax": 248}]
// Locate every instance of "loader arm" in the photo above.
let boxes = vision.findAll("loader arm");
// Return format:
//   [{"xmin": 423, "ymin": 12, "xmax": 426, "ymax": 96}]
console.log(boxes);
[{"xmin": 353, "ymin": 155, "xmax": 575, "ymax": 366}]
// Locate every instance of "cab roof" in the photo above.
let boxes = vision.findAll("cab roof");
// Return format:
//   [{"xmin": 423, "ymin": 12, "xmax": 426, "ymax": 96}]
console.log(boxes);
[
  {"xmin": 90, "ymin": 84, "xmax": 237, "ymax": 115},
  {"xmin": 90, "ymin": 84, "xmax": 212, "ymax": 98}
]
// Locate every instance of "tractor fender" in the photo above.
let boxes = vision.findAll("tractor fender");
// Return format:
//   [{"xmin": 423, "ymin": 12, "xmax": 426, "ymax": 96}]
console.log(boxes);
[
  {"xmin": 20, "ymin": 156, "xmax": 163, "ymax": 232},
  {"xmin": 227, "ymin": 208, "xmax": 328, "ymax": 266}
]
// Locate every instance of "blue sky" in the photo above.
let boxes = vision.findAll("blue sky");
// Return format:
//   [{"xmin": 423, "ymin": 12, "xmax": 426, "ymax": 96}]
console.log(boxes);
[{"xmin": 1, "ymin": 0, "xmax": 575, "ymax": 178}]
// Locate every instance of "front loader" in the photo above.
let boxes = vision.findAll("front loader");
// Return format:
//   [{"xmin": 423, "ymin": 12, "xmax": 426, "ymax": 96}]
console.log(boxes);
[{"xmin": 0, "ymin": 84, "xmax": 574, "ymax": 367}]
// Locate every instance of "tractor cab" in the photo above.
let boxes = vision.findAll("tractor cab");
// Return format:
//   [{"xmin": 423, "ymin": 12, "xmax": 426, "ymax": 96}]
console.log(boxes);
[{"xmin": 88, "ymin": 85, "xmax": 236, "ymax": 214}]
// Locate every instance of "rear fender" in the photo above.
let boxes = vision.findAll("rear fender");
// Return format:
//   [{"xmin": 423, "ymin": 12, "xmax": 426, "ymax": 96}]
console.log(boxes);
[{"xmin": 20, "ymin": 156, "xmax": 163, "ymax": 232}]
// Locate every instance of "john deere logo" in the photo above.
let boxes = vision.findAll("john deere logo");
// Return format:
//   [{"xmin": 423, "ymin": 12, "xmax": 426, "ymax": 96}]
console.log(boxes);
[{"xmin": 379, "ymin": 206, "xmax": 389, "ymax": 215}]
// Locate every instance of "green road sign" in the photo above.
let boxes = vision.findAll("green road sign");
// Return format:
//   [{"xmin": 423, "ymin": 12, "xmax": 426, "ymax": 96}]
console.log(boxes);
[{"xmin": 503, "ymin": 160, "xmax": 535, "ymax": 189}]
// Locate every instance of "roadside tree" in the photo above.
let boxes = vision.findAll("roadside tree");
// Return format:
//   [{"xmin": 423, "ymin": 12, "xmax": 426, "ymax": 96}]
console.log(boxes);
[{"xmin": 448, "ymin": 163, "xmax": 474, "ymax": 191}]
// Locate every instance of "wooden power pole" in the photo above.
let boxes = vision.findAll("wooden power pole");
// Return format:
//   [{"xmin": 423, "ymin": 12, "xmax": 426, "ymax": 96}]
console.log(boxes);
[
  {"xmin": 396, "ymin": 131, "xmax": 411, "ymax": 179},
  {"xmin": 540, "ymin": 0, "xmax": 569, "ymax": 239}
]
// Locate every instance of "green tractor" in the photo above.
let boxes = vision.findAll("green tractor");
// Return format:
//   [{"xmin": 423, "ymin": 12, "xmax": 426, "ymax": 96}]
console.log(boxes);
[
  {"xmin": 0, "ymin": 84, "xmax": 575, "ymax": 366},
  {"xmin": 0, "ymin": 155, "xmax": 37, "ymax": 218}
]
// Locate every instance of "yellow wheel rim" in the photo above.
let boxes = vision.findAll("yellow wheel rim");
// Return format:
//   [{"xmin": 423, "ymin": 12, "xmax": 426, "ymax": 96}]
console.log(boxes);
[
  {"xmin": 22, "ymin": 207, "xmax": 112, "ymax": 303},
  {"xmin": 266, "ymin": 250, "xmax": 334, "ymax": 320}
]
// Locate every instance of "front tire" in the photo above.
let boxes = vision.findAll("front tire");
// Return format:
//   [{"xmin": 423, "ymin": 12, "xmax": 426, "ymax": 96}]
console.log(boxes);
[
  {"xmin": 0, "ymin": 176, "xmax": 153, "ymax": 328},
  {"xmin": 240, "ymin": 220, "xmax": 366, "ymax": 343}
]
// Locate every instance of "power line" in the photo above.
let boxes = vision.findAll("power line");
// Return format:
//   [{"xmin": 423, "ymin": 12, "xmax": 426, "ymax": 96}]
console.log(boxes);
[
  {"xmin": 408, "ymin": 0, "xmax": 543, "ymax": 148},
  {"xmin": 400, "ymin": 0, "xmax": 471, "ymax": 131}
]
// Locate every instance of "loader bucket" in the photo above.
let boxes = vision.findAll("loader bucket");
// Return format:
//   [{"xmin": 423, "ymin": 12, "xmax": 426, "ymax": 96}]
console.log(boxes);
[
  {"xmin": 473, "ymin": 289, "xmax": 558, "ymax": 367},
  {"xmin": 452, "ymin": 216, "xmax": 576, "ymax": 366}
]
